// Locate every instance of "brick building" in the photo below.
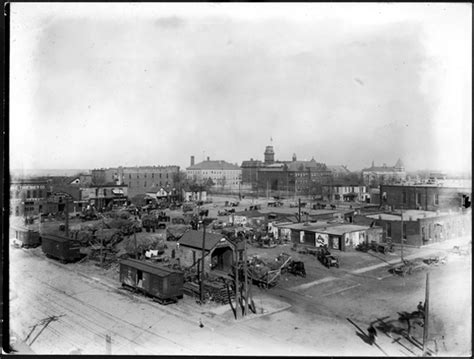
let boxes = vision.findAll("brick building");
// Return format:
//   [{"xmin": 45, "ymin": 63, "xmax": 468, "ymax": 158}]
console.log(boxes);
[
  {"xmin": 380, "ymin": 184, "xmax": 471, "ymax": 212},
  {"xmin": 241, "ymin": 146, "xmax": 332, "ymax": 196},
  {"xmin": 362, "ymin": 159, "xmax": 406, "ymax": 186},
  {"xmin": 359, "ymin": 209, "xmax": 471, "ymax": 247},
  {"xmin": 92, "ymin": 165, "xmax": 180, "ymax": 198},
  {"xmin": 10, "ymin": 179, "xmax": 48, "ymax": 216},
  {"xmin": 322, "ymin": 184, "xmax": 369, "ymax": 202},
  {"xmin": 186, "ymin": 157, "xmax": 241, "ymax": 191}
]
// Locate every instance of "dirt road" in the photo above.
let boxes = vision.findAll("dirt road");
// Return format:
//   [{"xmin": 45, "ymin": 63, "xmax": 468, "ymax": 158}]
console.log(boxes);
[{"xmin": 8, "ymin": 240, "xmax": 471, "ymax": 356}]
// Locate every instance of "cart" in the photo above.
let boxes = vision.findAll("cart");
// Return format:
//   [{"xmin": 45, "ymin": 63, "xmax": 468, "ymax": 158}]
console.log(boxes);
[{"xmin": 317, "ymin": 246, "xmax": 340, "ymax": 268}]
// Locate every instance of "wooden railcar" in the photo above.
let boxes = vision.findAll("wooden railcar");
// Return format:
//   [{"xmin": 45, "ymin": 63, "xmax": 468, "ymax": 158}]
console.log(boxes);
[
  {"xmin": 41, "ymin": 233, "xmax": 82, "ymax": 263},
  {"xmin": 119, "ymin": 259, "xmax": 184, "ymax": 304},
  {"xmin": 11, "ymin": 226, "xmax": 41, "ymax": 248}
]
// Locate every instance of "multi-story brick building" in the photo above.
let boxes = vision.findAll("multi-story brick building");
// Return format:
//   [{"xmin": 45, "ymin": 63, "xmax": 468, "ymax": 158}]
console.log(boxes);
[
  {"xmin": 362, "ymin": 159, "xmax": 406, "ymax": 186},
  {"xmin": 92, "ymin": 165, "xmax": 180, "ymax": 198},
  {"xmin": 241, "ymin": 146, "xmax": 331, "ymax": 196},
  {"xmin": 186, "ymin": 157, "xmax": 241, "ymax": 191},
  {"xmin": 357, "ymin": 209, "xmax": 471, "ymax": 246},
  {"xmin": 322, "ymin": 184, "xmax": 369, "ymax": 202},
  {"xmin": 380, "ymin": 183, "xmax": 471, "ymax": 212},
  {"xmin": 10, "ymin": 179, "xmax": 48, "ymax": 216},
  {"xmin": 80, "ymin": 185, "xmax": 128, "ymax": 209}
]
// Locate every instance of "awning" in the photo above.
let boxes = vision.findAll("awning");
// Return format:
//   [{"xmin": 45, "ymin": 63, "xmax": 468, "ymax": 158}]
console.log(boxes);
[{"xmin": 112, "ymin": 189, "xmax": 124, "ymax": 195}]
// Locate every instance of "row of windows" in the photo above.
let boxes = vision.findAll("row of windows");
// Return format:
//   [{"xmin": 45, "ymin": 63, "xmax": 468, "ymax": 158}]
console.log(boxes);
[
  {"xmin": 24, "ymin": 190, "xmax": 44, "ymax": 199},
  {"xmin": 128, "ymin": 173, "xmax": 170, "ymax": 179}
]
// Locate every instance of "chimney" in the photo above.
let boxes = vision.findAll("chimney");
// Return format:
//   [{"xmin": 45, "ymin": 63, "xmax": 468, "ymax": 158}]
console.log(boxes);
[
  {"xmin": 190, "ymin": 156, "xmax": 195, "ymax": 166},
  {"xmin": 207, "ymin": 156, "xmax": 210, "ymax": 161}
]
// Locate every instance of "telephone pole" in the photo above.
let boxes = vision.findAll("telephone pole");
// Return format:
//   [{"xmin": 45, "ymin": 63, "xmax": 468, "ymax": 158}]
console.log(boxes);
[
  {"xmin": 243, "ymin": 239, "xmax": 249, "ymax": 316},
  {"xmin": 298, "ymin": 198, "xmax": 302, "ymax": 223},
  {"xmin": 400, "ymin": 206, "xmax": 404, "ymax": 262},
  {"xmin": 422, "ymin": 272, "xmax": 430, "ymax": 356},
  {"xmin": 65, "ymin": 199, "xmax": 69, "ymax": 237},
  {"xmin": 200, "ymin": 223, "xmax": 207, "ymax": 304}
]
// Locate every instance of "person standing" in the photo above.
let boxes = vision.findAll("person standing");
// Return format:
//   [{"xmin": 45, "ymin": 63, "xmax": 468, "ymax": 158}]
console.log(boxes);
[{"xmin": 368, "ymin": 324, "xmax": 377, "ymax": 345}]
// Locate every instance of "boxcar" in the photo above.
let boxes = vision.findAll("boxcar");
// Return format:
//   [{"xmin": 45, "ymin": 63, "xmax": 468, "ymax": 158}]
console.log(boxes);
[
  {"xmin": 119, "ymin": 259, "xmax": 184, "ymax": 304},
  {"xmin": 11, "ymin": 226, "xmax": 41, "ymax": 248},
  {"xmin": 41, "ymin": 233, "xmax": 82, "ymax": 263}
]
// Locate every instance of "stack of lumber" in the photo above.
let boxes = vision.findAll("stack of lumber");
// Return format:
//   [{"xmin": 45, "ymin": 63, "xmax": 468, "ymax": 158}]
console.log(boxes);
[{"xmin": 183, "ymin": 280, "xmax": 235, "ymax": 304}]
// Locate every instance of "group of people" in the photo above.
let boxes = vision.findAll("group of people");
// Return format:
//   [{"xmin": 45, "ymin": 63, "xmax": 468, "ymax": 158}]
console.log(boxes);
[{"xmin": 367, "ymin": 300, "xmax": 426, "ymax": 346}]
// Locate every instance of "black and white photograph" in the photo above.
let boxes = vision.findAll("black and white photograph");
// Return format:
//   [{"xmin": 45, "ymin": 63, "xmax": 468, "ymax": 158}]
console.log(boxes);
[{"xmin": 6, "ymin": 2, "xmax": 472, "ymax": 356}]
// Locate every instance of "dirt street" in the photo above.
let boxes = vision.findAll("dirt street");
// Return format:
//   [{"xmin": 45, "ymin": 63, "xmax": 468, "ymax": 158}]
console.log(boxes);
[{"xmin": 9, "ymin": 235, "xmax": 471, "ymax": 356}]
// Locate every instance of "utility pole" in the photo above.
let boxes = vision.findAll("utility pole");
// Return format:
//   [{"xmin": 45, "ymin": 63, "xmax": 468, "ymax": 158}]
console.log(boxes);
[
  {"xmin": 422, "ymin": 272, "xmax": 430, "ymax": 356},
  {"xmin": 298, "ymin": 198, "xmax": 302, "ymax": 223},
  {"xmin": 65, "ymin": 198, "xmax": 69, "ymax": 237},
  {"xmin": 134, "ymin": 231, "xmax": 137, "ymax": 259},
  {"xmin": 235, "ymin": 252, "xmax": 241, "ymax": 319},
  {"xmin": 243, "ymin": 239, "xmax": 249, "ymax": 316},
  {"xmin": 400, "ymin": 206, "xmax": 404, "ymax": 262},
  {"xmin": 200, "ymin": 223, "xmax": 207, "ymax": 304}
]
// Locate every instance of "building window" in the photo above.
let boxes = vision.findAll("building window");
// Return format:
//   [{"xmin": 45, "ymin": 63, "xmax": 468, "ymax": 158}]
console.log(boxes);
[
  {"xmin": 402, "ymin": 192, "xmax": 407, "ymax": 203},
  {"xmin": 33, "ymin": 190, "xmax": 37, "ymax": 198},
  {"xmin": 416, "ymin": 192, "xmax": 421, "ymax": 205},
  {"xmin": 403, "ymin": 223, "xmax": 407, "ymax": 239},
  {"xmin": 144, "ymin": 182, "xmax": 147, "ymax": 187},
  {"xmin": 27, "ymin": 190, "xmax": 31, "ymax": 198},
  {"xmin": 144, "ymin": 173, "xmax": 147, "ymax": 178},
  {"xmin": 137, "ymin": 174, "xmax": 139, "ymax": 179},
  {"xmin": 129, "ymin": 174, "xmax": 131, "ymax": 179},
  {"xmin": 434, "ymin": 194, "xmax": 439, "ymax": 205},
  {"xmin": 387, "ymin": 222, "xmax": 392, "ymax": 237},
  {"xmin": 152, "ymin": 173, "xmax": 154, "ymax": 178}
]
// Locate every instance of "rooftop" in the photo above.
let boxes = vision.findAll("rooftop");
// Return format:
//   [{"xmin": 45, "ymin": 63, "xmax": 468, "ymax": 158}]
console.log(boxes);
[
  {"xmin": 120, "ymin": 259, "xmax": 182, "ymax": 276},
  {"xmin": 178, "ymin": 230, "xmax": 229, "ymax": 251},
  {"xmin": 319, "ymin": 224, "xmax": 371, "ymax": 235},
  {"xmin": 365, "ymin": 209, "xmax": 452, "ymax": 221},
  {"xmin": 186, "ymin": 160, "xmax": 240, "ymax": 171}
]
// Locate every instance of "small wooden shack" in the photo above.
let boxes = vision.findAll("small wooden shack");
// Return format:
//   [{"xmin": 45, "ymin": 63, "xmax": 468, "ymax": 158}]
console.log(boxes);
[
  {"xmin": 41, "ymin": 233, "xmax": 82, "ymax": 263},
  {"xmin": 11, "ymin": 225, "xmax": 41, "ymax": 248},
  {"xmin": 119, "ymin": 259, "xmax": 184, "ymax": 304}
]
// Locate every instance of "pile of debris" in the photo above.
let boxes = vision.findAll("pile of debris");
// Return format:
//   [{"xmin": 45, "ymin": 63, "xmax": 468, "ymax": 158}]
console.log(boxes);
[
  {"xmin": 183, "ymin": 278, "xmax": 235, "ymax": 304},
  {"xmin": 166, "ymin": 224, "xmax": 192, "ymax": 241},
  {"xmin": 114, "ymin": 230, "xmax": 168, "ymax": 258}
]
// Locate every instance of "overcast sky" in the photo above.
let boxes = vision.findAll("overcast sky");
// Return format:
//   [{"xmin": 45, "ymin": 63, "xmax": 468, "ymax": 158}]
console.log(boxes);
[{"xmin": 10, "ymin": 3, "xmax": 472, "ymax": 173}]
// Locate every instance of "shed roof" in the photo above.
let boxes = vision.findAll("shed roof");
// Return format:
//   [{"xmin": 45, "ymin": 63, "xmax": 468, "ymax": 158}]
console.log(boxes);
[
  {"xmin": 279, "ymin": 221, "xmax": 336, "ymax": 231},
  {"xmin": 319, "ymin": 224, "xmax": 370, "ymax": 235},
  {"xmin": 120, "ymin": 259, "xmax": 183, "ymax": 277},
  {"xmin": 41, "ymin": 233, "xmax": 73, "ymax": 243},
  {"xmin": 178, "ymin": 230, "xmax": 229, "ymax": 251}
]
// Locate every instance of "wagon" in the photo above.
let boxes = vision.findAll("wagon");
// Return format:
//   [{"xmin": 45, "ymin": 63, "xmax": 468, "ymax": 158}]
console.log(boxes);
[
  {"xmin": 119, "ymin": 259, "xmax": 184, "ymax": 304},
  {"xmin": 372, "ymin": 241, "xmax": 394, "ymax": 254},
  {"xmin": 317, "ymin": 246, "xmax": 340, "ymax": 268},
  {"xmin": 42, "ymin": 233, "xmax": 82, "ymax": 263},
  {"xmin": 11, "ymin": 226, "xmax": 41, "ymax": 248}
]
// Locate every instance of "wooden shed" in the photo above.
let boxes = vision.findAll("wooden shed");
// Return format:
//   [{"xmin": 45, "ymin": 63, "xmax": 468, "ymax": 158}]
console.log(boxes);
[
  {"xmin": 119, "ymin": 259, "xmax": 184, "ymax": 304},
  {"xmin": 11, "ymin": 225, "xmax": 41, "ymax": 248},
  {"xmin": 41, "ymin": 233, "xmax": 82, "ymax": 263}
]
